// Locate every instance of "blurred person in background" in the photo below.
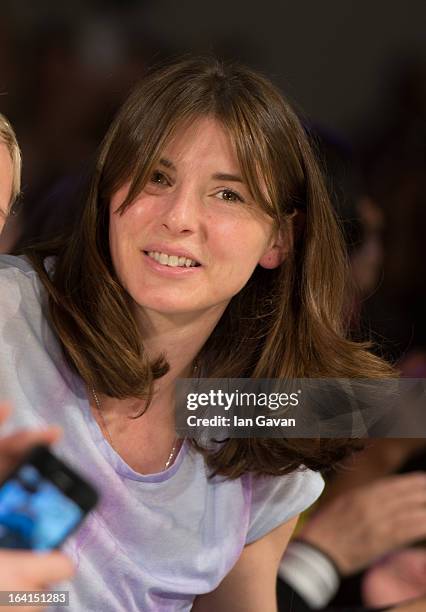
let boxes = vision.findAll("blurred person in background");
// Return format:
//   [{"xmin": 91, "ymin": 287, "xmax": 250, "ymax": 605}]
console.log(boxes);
[
  {"xmin": 277, "ymin": 133, "xmax": 426, "ymax": 611},
  {"xmin": 0, "ymin": 113, "xmax": 21, "ymax": 241},
  {"xmin": 0, "ymin": 119, "xmax": 74, "ymax": 610},
  {"xmin": 361, "ymin": 60, "xmax": 426, "ymax": 367}
]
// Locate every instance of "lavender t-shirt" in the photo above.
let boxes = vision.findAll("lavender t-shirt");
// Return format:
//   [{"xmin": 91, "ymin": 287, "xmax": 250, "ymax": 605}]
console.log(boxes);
[{"xmin": 0, "ymin": 255, "xmax": 324, "ymax": 612}]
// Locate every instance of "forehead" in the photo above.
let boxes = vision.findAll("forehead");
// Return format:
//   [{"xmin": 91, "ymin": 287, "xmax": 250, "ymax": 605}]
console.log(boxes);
[
  {"xmin": 0, "ymin": 142, "xmax": 13, "ymax": 189},
  {"xmin": 0, "ymin": 143, "xmax": 13, "ymax": 207},
  {"xmin": 161, "ymin": 116, "xmax": 240, "ymax": 171},
  {"xmin": 0, "ymin": 142, "xmax": 13, "ymax": 171}
]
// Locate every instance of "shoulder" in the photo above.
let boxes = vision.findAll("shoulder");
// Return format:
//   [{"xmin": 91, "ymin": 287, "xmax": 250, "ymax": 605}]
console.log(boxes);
[
  {"xmin": 247, "ymin": 467, "xmax": 324, "ymax": 544},
  {"xmin": 0, "ymin": 254, "xmax": 54, "ymax": 293},
  {"xmin": 0, "ymin": 255, "xmax": 62, "ymax": 432},
  {"xmin": 0, "ymin": 254, "xmax": 37, "ymax": 277},
  {"xmin": 0, "ymin": 253, "xmax": 44, "ymax": 302},
  {"xmin": 0, "ymin": 254, "xmax": 48, "ymax": 333}
]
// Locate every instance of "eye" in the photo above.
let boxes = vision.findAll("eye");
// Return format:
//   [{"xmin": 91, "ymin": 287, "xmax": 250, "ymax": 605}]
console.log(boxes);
[
  {"xmin": 215, "ymin": 189, "xmax": 245, "ymax": 203},
  {"xmin": 150, "ymin": 171, "xmax": 170, "ymax": 186}
]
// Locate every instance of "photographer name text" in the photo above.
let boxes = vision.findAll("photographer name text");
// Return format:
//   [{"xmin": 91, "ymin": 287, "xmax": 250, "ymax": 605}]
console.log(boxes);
[{"xmin": 186, "ymin": 414, "xmax": 296, "ymax": 427}]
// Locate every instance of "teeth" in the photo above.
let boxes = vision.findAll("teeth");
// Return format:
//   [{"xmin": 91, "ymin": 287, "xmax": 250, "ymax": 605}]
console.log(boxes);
[{"xmin": 146, "ymin": 251, "xmax": 198, "ymax": 268}]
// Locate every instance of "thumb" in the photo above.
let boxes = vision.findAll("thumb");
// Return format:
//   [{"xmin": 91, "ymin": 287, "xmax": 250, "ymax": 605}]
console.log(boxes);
[
  {"xmin": 5, "ymin": 550, "xmax": 75, "ymax": 585},
  {"xmin": 0, "ymin": 403, "xmax": 11, "ymax": 427}
]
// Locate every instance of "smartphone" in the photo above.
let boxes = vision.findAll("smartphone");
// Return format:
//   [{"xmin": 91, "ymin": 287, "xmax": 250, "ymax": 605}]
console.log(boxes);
[{"xmin": 0, "ymin": 445, "xmax": 98, "ymax": 550}]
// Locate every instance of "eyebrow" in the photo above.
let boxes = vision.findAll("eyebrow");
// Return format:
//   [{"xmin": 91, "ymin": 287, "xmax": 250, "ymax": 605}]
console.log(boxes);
[
  {"xmin": 211, "ymin": 173, "xmax": 243, "ymax": 183},
  {"xmin": 158, "ymin": 158, "xmax": 244, "ymax": 184},
  {"xmin": 159, "ymin": 158, "xmax": 176, "ymax": 170}
]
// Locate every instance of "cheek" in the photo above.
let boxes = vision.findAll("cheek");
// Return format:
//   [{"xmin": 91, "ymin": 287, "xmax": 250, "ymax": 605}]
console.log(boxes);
[
  {"xmin": 0, "ymin": 148, "xmax": 13, "ymax": 217},
  {"xmin": 212, "ymin": 219, "xmax": 272, "ymax": 271},
  {"xmin": 0, "ymin": 182, "xmax": 12, "ymax": 219},
  {"xmin": 109, "ymin": 201, "xmax": 157, "ymax": 291},
  {"xmin": 108, "ymin": 209, "xmax": 137, "ymax": 283},
  {"xmin": 109, "ymin": 205, "xmax": 145, "ymax": 252}
]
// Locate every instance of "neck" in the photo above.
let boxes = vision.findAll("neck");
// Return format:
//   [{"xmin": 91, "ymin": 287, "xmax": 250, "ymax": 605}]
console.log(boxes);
[
  {"xmin": 140, "ymin": 306, "xmax": 226, "ymax": 387},
  {"xmin": 131, "ymin": 303, "xmax": 228, "ymax": 406},
  {"xmin": 93, "ymin": 303, "xmax": 228, "ymax": 420},
  {"xmin": 90, "ymin": 305, "xmax": 228, "ymax": 457}
]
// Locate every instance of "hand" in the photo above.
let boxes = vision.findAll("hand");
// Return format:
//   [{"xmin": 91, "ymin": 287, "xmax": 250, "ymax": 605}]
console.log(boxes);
[
  {"xmin": 362, "ymin": 548, "xmax": 426, "ymax": 608},
  {"xmin": 0, "ymin": 404, "xmax": 62, "ymax": 477},
  {"xmin": 388, "ymin": 597, "xmax": 426, "ymax": 611},
  {"xmin": 0, "ymin": 550, "xmax": 74, "ymax": 611},
  {"xmin": 0, "ymin": 404, "xmax": 75, "ymax": 610},
  {"xmin": 298, "ymin": 473, "xmax": 426, "ymax": 575}
]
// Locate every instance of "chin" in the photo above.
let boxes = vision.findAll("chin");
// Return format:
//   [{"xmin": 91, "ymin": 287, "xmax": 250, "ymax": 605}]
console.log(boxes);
[{"xmin": 131, "ymin": 291, "xmax": 204, "ymax": 317}]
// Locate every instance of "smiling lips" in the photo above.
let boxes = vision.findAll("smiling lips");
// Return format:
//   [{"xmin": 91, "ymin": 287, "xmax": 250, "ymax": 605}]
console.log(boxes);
[{"xmin": 144, "ymin": 251, "xmax": 200, "ymax": 268}]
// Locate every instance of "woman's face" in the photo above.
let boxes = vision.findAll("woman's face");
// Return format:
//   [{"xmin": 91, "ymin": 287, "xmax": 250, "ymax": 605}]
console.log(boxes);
[
  {"xmin": 0, "ymin": 143, "xmax": 13, "ymax": 232},
  {"xmin": 109, "ymin": 116, "xmax": 283, "ymax": 320}
]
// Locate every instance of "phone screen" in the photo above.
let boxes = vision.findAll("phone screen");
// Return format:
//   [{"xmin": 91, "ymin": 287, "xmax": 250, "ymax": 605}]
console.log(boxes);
[{"xmin": 0, "ymin": 463, "xmax": 84, "ymax": 550}]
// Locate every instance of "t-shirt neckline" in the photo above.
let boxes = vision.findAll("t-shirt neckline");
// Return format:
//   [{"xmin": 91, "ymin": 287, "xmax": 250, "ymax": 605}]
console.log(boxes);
[{"xmin": 73, "ymin": 374, "xmax": 189, "ymax": 483}]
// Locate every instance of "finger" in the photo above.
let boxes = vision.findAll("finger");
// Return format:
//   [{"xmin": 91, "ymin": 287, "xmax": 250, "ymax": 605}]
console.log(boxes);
[
  {"xmin": 0, "ymin": 428, "xmax": 63, "ymax": 477},
  {"xmin": 376, "ymin": 486, "xmax": 426, "ymax": 518},
  {"xmin": 367, "ymin": 472, "xmax": 426, "ymax": 504},
  {"xmin": 386, "ymin": 510, "xmax": 426, "ymax": 547},
  {"xmin": 341, "ymin": 474, "xmax": 426, "ymax": 524},
  {"xmin": 0, "ymin": 427, "xmax": 63, "ymax": 455},
  {"xmin": 379, "ymin": 549, "xmax": 426, "ymax": 582},
  {"xmin": 11, "ymin": 551, "xmax": 75, "ymax": 585},
  {"xmin": 0, "ymin": 403, "xmax": 11, "ymax": 427}
]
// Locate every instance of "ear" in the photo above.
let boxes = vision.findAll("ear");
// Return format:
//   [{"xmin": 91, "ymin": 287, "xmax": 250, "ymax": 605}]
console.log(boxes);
[
  {"xmin": 258, "ymin": 241, "xmax": 286, "ymax": 269},
  {"xmin": 258, "ymin": 225, "xmax": 291, "ymax": 270},
  {"xmin": 259, "ymin": 210, "xmax": 304, "ymax": 269}
]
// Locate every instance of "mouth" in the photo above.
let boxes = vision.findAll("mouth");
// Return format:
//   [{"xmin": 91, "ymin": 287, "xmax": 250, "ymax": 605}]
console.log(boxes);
[{"xmin": 143, "ymin": 250, "xmax": 201, "ymax": 268}]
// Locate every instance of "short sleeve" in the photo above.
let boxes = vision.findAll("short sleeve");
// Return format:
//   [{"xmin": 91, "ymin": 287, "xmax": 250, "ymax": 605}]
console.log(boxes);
[{"xmin": 246, "ymin": 468, "xmax": 324, "ymax": 544}]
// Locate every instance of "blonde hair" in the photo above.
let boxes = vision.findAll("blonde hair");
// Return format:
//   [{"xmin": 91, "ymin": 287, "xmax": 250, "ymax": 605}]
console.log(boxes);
[{"xmin": 0, "ymin": 113, "xmax": 21, "ymax": 209}]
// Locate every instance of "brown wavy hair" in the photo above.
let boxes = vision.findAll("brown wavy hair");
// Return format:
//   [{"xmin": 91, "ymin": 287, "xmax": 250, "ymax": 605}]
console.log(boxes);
[{"xmin": 27, "ymin": 56, "xmax": 394, "ymax": 478}]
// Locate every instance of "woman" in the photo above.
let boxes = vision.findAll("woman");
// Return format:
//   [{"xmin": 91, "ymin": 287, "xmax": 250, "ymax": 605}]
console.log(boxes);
[
  {"xmin": 0, "ymin": 115, "xmax": 74, "ymax": 609},
  {"xmin": 0, "ymin": 113, "xmax": 21, "ymax": 232},
  {"xmin": 0, "ymin": 113, "xmax": 22, "ymax": 252},
  {"xmin": 0, "ymin": 57, "xmax": 392, "ymax": 611}
]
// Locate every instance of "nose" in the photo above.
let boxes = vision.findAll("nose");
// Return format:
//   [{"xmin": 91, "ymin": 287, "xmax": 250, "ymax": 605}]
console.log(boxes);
[{"xmin": 160, "ymin": 185, "xmax": 201, "ymax": 236}]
